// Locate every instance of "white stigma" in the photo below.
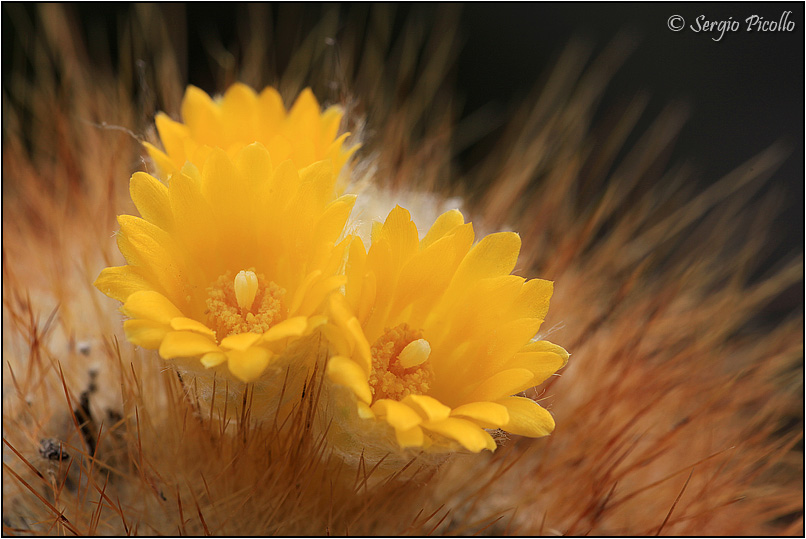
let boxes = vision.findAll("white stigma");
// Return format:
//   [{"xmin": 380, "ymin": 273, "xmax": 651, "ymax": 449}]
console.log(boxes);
[
  {"xmin": 398, "ymin": 339, "xmax": 431, "ymax": 368},
  {"xmin": 234, "ymin": 270, "xmax": 259, "ymax": 310}
]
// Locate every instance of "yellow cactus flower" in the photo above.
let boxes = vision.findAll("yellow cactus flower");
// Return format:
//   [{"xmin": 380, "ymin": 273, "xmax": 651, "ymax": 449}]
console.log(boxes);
[
  {"xmin": 324, "ymin": 206, "xmax": 568, "ymax": 455},
  {"xmin": 94, "ymin": 142, "xmax": 355, "ymax": 385},
  {"xmin": 144, "ymin": 83, "xmax": 357, "ymax": 182}
]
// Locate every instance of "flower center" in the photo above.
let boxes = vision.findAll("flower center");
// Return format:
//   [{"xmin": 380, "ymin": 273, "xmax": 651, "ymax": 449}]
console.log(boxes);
[
  {"xmin": 206, "ymin": 269, "xmax": 285, "ymax": 340},
  {"xmin": 369, "ymin": 323, "xmax": 435, "ymax": 402}
]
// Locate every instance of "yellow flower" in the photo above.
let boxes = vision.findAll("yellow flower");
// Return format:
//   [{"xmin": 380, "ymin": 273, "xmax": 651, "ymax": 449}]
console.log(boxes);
[
  {"xmin": 325, "ymin": 206, "xmax": 568, "ymax": 453},
  {"xmin": 94, "ymin": 143, "xmax": 355, "ymax": 383},
  {"xmin": 144, "ymin": 83, "xmax": 357, "ymax": 183}
]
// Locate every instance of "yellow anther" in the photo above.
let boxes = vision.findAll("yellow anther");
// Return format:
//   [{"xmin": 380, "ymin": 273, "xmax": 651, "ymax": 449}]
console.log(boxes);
[
  {"xmin": 369, "ymin": 324, "xmax": 434, "ymax": 401},
  {"xmin": 234, "ymin": 270, "xmax": 259, "ymax": 310},
  {"xmin": 206, "ymin": 270, "xmax": 285, "ymax": 339},
  {"xmin": 398, "ymin": 339, "xmax": 431, "ymax": 368}
]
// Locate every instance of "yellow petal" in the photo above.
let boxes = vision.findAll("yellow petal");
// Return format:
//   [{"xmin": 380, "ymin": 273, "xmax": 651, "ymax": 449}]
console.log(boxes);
[
  {"xmin": 166, "ymin": 172, "xmax": 219, "ymax": 268},
  {"xmin": 370, "ymin": 220, "xmax": 384, "ymax": 246},
  {"xmin": 181, "ymin": 85, "xmax": 221, "ymax": 146},
  {"xmin": 257, "ymin": 86, "xmax": 285, "ymax": 134},
  {"xmin": 298, "ymin": 159, "xmax": 337, "ymax": 210},
  {"xmin": 356, "ymin": 401, "xmax": 375, "ymax": 419},
  {"xmin": 116, "ymin": 215, "xmax": 185, "ymax": 303},
  {"xmin": 510, "ymin": 343, "xmax": 568, "ymax": 386},
  {"xmin": 451, "ymin": 402, "xmax": 510, "ymax": 429},
  {"xmin": 159, "ymin": 331, "xmax": 220, "ymax": 359},
  {"xmin": 123, "ymin": 319, "xmax": 169, "ymax": 349},
  {"xmin": 511, "ymin": 278, "xmax": 554, "ymax": 321},
  {"xmin": 314, "ymin": 195, "xmax": 356, "ymax": 246},
  {"xmin": 326, "ymin": 356, "xmax": 372, "ymax": 404},
  {"xmin": 220, "ymin": 332, "xmax": 262, "ymax": 351},
  {"xmin": 287, "ymin": 88, "xmax": 320, "ymax": 144},
  {"xmin": 371, "ymin": 399, "xmax": 422, "ymax": 431},
  {"xmin": 521, "ymin": 340, "xmax": 570, "ymax": 366},
  {"xmin": 394, "ymin": 234, "xmax": 462, "ymax": 313},
  {"xmin": 395, "ymin": 425, "xmax": 425, "ymax": 448},
  {"xmin": 220, "ymin": 83, "xmax": 259, "ymax": 140},
  {"xmin": 226, "ymin": 347, "xmax": 272, "ymax": 383},
  {"xmin": 347, "ymin": 318, "xmax": 372, "ymax": 373},
  {"xmin": 169, "ymin": 317, "xmax": 216, "ymax": 338},
  {"xmin": 201, "ymin": 148, "xmax": 245, "ymax": 220},
  {"xmin": 378, "ymin": 205, "xmax": 419, "ymax": 267},
  {"xmin": 497, "ymin": 396, "xmax": 555, "ymax": 438},
  {"xmin": 297, "ymin": 275, "xmax": 346, "ymax": 317},
  {"xmin": 474, "ymin": 317, "xmax": 544, "ymax": 377},
  {"xmin": 130, "ymin": 172, "xmax": 173, "ymax": 231},
  {"xmin": 143, "ymin": 143, "xmax": 177, "ymax": 180},
  {"xmin": 267, "ymin": 159, "xmax": 301, "ymax": 218},
  {"xmin": 200, "ymin": 352, "xmax": 227, "ymax": 368},
  {"xmin": 234, "ymin": 142, "xmax": 273, "ymax": 192},
  {"xmin": 319, "ymin": 105, "xmax": 344, "ymax": 145},
  {"xmin": 320, "ymin": 323, "xmax": 352, "ymax": 359},
  {"xmin": 94, "ymin": 265, "xmax": 152, "ymax": 303},
  {"xmin": 154, "ymin": 112, "xmax": 189, "ymax": 165},
  {"xmin": 356, "ymin": 271, "xmax": 376, "ymax": 327},
  {"xmin": 464, "ymin": 368, "xmax": 536, "ymax": 402},
  {"xmin": 344, "ymin": 236, "xmax": 367, "ymax": 308},
  {"xmin": 262, "ymin": 316, "xmax": 308, "ymax": 343},
  {"xmin": 422, "ymin": 418, "xmax": 496, "ymax": 453},
  {"xmin": 402, "ymin": 394, "xmax": 451, "ymax": 422},
  {"xmin": 122, "ymin": 290, "xmax": 183, "ymax": 324},
  {"xmin": 452, "ymin": 231, "xmax": 521, "ymax": 287},
  {"xmin": 420, "ymin": 209, "xmax": 466, "ymax": 249}
]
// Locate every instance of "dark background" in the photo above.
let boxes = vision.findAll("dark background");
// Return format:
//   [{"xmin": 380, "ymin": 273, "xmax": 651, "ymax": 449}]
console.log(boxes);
[{"xmin": 3, "ymin": 2, "xmax": 804, "ymax": 257}]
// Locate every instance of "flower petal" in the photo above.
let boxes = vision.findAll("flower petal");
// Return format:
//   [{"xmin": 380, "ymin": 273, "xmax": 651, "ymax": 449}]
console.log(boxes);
[
  {"xmin": 262, "ymin": 316, "xmax": 309, "ymax": 343},
  {"xmin": 298, "ymin": 159, "xmax": 338, "ymax": 211},
  {"xmin": 463, "ymin": 368, "xmax": 536, "ymax": 402},
  {"xmin": 220, "ymin": 82, "xmax": 259, "ymax": 140},
  {"xmin": 452, "ymin": 231, "xmax": 521, "ymax": 286},
  {"xmin": 326, "ymin": 356, "xmax": 372, "ymax": 405},
  {"xmin": 420, "ymin": 209, "xmax": 466, "ymax": 249},
  {"xmin": 220, "ymin": 332, "xmax": 262, "ymax": 351},
  {"xmin": 371, "ymin": 399, "xmax": 422, "ymax": 431},
  {"xmin": 181, "ymin": 85, "xmax": 221, "ymax": 146},
  {"xmin": 154, "ymin": 112, "xmax": 189, "ymax": 165},
  {"xmin": 395, "ymin": 425, "xmax": 425, "ymax": 448},
  {"xmin": 130, "ymin": 172, "xmax": 173, "ymax": 231},
  {"xmin": 497, "ymin": 396, "xmax": 555, "ymax": 438},
  {"xmin": 257, "ymin": 86, "xmax": 285, "ymax": 135},
  {"xmin": 116, "ymin": 215, "xmax": 186, "ymax": 303},
  {"xmin": 347, "ymin": 318, "xmax": 372, "ymax": 373},
  {"xmin": 511, "ymin": 278, "xmax": 554, "ymax": 321},
  {"xmin": 123, "ymin": 319, "xmax": 169, "ymax": 349},
  {"xmin": 226, "ymin": 347, "xmax": 272, "ymax": 383},
  {"xmin": 143, "ymin": 143, "xmax": 177, "ymax": 180},
  {"xmin": 170, "ymin": 317, "xmax": 216, "ymax": 337},
  {"xmin": 509, "ymin": 342, "xmax": 568, "ymax": 386},
  {"xmin": 159, "ymin": 331, "xmax": 220, "ymax": 359},
  {"xmin": 450, "ymin": 401, "xmax": 510, "ymax": 428},
  {"xmin": 356, "ymin": 401, "xmax": 375, "ymax": 419},
  {"xmin": 94, "ymin": 265, "xmax": 152, "ymax": 303},
  {"xmin": 200, "ymin": 352, "xmax": 227, "ymax": 368},
  {"xmin": 297, "ymin": 275, "xmax": 347, "ymax": 317},
  {"xmin": 422, "ymin": 418, "xmax": 496, "ymax": 453},
  {"xmin": 122, "ymin": 290, "xmax": 184, "ymax": 324},
  {"xmin": 315, "ymin": 194, "xmax": 357, "ymax": 246},
  {"xmin": 402, "ymin": 394, "xmax": 451, "ymax": 422}
]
